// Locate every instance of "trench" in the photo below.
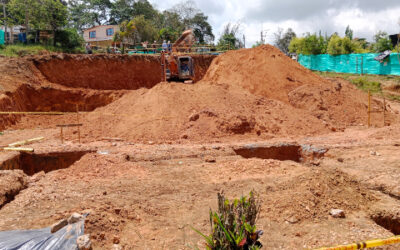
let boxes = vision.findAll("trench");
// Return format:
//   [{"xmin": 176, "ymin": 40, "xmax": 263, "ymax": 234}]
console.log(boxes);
[
  {"xmin": 371, "ymin": 213, "xmax": 400, "ymax": 235},
  {"xmin": 0, "ymin": 84, "xmax": 123, "ymax": 130},
  {"xmin": 233, "ymin": 143, "xmax": 328, "ymax": 163},
  {"xmin": 0, "ymin": 151, "xmax": 91, "ymax": 176}
]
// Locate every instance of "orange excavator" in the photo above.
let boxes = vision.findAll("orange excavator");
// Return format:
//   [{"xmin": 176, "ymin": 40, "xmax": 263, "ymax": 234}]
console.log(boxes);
[{"xmin": 163, "ymin": 30, "xmax": 196, "ymax": 82}]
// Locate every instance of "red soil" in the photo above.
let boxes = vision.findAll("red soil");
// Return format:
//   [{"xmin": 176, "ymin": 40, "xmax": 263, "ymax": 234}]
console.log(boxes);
[
  {"xmin": 202, "ymin": 45, "xmax": 325, "ymax": 103},
  {"xmin": 80, "ymin": 45, "xmax": 394, "ymax": 142}
]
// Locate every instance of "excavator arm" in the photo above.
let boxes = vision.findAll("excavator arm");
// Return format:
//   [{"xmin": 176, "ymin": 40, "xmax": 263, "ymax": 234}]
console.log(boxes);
[{"xmin": 172, "ymin": 29, "xmax": 196, "ymax": 53}]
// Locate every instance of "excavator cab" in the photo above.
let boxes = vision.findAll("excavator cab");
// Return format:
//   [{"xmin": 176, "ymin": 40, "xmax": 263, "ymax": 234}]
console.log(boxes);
[{"xmin": 178, "ymin": 56, "xmax": 194, "ymax": 80}]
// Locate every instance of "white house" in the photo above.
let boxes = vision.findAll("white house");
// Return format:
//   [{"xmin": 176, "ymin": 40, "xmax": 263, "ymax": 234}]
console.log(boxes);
[{"xmin": 83, "ymin": 25, "xmax": 119, "ymax": 47}]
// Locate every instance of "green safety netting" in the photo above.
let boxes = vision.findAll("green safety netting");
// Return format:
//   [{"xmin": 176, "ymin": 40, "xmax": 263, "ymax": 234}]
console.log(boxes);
[
  {"xmin": 298, "ymin": 53, "xmax": 400, "ymax": 76},
  {"xmin": 0, "ymin": 29, "xmax": 4, "ymax": 45}
]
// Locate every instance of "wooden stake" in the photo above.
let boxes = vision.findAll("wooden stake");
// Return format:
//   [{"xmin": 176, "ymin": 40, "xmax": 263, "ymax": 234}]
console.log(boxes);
[
  {"xmin": 60, "ymin": 126, "xmax": 64, "ymax": 144},
  {"xmin": 76, "ymin": 104, "xmax": 81, "ymax": 143},
  {"xmin": 383, "ymin": 96, "xmax": 386, "ymax": 127},
  {"xmin": 368, "ymin": 90, "xmax": 371, "ymax": 128}
]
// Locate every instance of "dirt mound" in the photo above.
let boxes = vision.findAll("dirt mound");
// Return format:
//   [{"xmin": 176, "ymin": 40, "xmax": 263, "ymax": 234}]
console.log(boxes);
[
  {"xmin": 202, "ymin": 45, "xmax": 325, "ymax": 103},
  {"xmin": 82, "ymin": 82, "xmax": 330, "ymax": 142},
  {"xmin": 201, "ymin": 45, "xmax": 391, "ymax": 128},
  {"xmin": 265, "ymin": 169, "xmax": 376, "ymax": 222}
]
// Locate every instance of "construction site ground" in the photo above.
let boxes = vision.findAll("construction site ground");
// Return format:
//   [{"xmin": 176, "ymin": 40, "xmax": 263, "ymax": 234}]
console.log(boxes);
[{"xmin": 1, "ymin": 46, "xmax": 400, "ymax": 249}]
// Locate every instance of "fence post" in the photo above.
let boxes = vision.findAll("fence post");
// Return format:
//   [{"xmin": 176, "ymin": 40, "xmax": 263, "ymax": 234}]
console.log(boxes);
[
  {"xmin": 356, "ymin": 56, "xmax": 358, "ymax": 74},
  {"xmin": 361, "ymin": 56, "xmax": 364, "ymax": 76}
]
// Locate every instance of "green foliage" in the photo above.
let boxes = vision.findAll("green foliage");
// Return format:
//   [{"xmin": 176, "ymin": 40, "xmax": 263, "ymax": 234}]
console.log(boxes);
[
  {"xmin": 351, "ymin": 77, "xmax": 382, "ymax": 93},
  {"xmin": 289, "ymin": 33, "xmax": 326, "ymax": 55},
  {"xmin": 345, "ymin": 25, "xmax": 353, "ymax": 40},
  {"xmin": 326, "ymin": 35, "xmax": 361, "ymax": 55},
  {"xmin": 274, "ymin": 28, "xmax": 296, "ymax": 54},
  {"xmin": 193, "ymin": 191, "xmax": 263, "ymax": 250},
  {"xmin": 217, "ymin": 23, "xmax": 243, "ymax": 50},
  {"xmin": 54, "ymin": 28, "xmax": 84, "ymax": 50},
  {"xmin": 0, "ymin": 44, "xmax": 62, "ymax": 57},
  {"xmin": 158, "ymin": 27, "xmax": 179, "ymax": 42},
  {"xmin": 372, "ymin": 31, "xmax": 393, "ymax": 53},
  {"xmin": 8, "ymin": 0, "xmax": 67, "ymax": 32}
]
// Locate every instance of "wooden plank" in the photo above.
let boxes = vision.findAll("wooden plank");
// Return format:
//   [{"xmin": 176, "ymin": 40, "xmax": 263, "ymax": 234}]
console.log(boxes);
[
  {"xmin": 0, "ymin": 111, "xmax": 65, "ymax": 115},
  {"xmin": 102, "ymin": 137, "xmax": 123, "ymax": 141},
  {"xmin": 2, "ymin": 147, "xmax": 34, "ymax": 152},
  {"xmin": 56, "ymin": 123, "xmax": 83, "ymax": 128},
  {"xmin": 8, "ymin": 137, "xmax": 44, "ymax": 147}
]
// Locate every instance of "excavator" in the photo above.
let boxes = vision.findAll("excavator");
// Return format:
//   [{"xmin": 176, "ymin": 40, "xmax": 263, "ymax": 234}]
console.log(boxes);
[{"xmin": 163, "ymin": 29, "xmax": 196, "ymax": 83}]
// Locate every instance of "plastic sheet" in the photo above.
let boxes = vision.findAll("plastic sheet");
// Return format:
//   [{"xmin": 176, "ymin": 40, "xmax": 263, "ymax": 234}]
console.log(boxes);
[
  {"xmin": 0, "ymin": 214, "xmax": 87, "ymax": 250},
  {"xmin": 298, "ymin": 53, "xmax": 400, "ymax": 76}
]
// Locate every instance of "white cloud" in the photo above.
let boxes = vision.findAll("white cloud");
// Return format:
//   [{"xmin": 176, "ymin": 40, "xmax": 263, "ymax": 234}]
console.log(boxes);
[{"xmin": 150, "ymin": 0, "xmax": 400, "ymax": 47}]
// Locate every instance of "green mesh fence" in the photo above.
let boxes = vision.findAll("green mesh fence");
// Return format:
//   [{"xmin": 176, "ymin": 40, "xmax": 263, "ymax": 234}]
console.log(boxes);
[
  {"xmin": 298, "ymin": 53, "xmax": 400, "ymax": 76},
  {"xmin": 0, "ymin": 30, "xmax": 4, "ymax": 45}
]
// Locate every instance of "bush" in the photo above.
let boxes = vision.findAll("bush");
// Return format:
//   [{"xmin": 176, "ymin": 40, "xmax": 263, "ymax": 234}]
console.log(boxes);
[
  {"xmin": 54, "ymin": 28, "xmax": 84, "ymax": 51},
  {"xmin": 0, "ymin": 44, "xmax": 61, "ymax": 57},
  {"xmin": 193, "ymin": 191, "xmax": 263, "ymax": 250}
]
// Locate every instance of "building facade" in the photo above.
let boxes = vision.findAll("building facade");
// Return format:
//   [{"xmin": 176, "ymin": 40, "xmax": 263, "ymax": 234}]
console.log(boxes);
[{"xmin": 83, "ymin": 25, "xmax": 119, "ymax": 47}]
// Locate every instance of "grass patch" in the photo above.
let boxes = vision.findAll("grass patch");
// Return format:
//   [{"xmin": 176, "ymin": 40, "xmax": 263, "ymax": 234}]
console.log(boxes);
[
  {"xmin": 350, "ymin": 77, "xmax": 382, "ymax": 93},
  {"xmin": 386, "ymin": 94, "xmax": 400, "ymax": 102},
  {"xmin": 0, "ymin": 44, "xmax": 84, "ymax": 57}
]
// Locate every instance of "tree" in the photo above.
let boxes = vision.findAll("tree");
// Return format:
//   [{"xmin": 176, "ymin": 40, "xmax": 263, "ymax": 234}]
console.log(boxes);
[
  {"xmin": 43, "ymin": 0, "xmax": 68, "ymax": 46},
  {"xmin": 68, "ymin": 0, "xmax": 112, "ymax": 31},
  {"xmin": 345, "ymin": 25, "xmax": 353, "ymax": 40},
  {"xmin": 114, "ymin": 15, "xmax": 157, "ymax": 46},
  {"xmin": 169, "ymin": 0, "xmax": 214, "ymax": 43},
  {"xmin": 132, "ymin": 0, "xmax": 158, "ymax": 21},
  {"xmin": 274, "ymin": 27, "xmax": 296, "ymax": 54},
  {"xmin": 54, "ymin": 28, "xmax": 84, "ymax": 49},
  {"xmin": 187, "ymin": 13, "xmax": 213, "ymax": 43},
  {"xmin": 217, "ymin": 22, "xmax": 243, "ymax": 50},
  {"xmin": 327, "ymin": 34, "xmax": 357, "ymax": 55},
  {"xmin": 109, "ymin": 0, "xmax": 134, "ymax": 24},
  {"xmin": 8, "ymin": 0, "xmax": 67, "ymax": 43},
  {"xmin": 372, "ymin": 31, "xmax": 392, "ymax": 52},
  {"xmin": 288, "ymin": 32, "xmax": 328, "ymax": 55}
]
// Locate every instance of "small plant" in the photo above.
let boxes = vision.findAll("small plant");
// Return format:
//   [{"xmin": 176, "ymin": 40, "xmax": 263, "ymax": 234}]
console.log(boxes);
[{"xmin": 193, "ymin": 191, "xmax": 263, "ymax": 250}]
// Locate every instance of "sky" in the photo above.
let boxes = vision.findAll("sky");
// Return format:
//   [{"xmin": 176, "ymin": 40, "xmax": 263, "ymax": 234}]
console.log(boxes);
[{"xmin": 150, "ymin": 0, "xmax": 400, "ymax": 48}]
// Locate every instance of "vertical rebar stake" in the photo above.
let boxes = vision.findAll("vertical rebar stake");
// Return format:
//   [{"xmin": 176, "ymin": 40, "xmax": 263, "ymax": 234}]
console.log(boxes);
[
  {"xmin": 368, "ymin": 90, "xmax": 371, "ymax": 128},
  {"xmin": 60, "ymin": 127, "xmax": 63, "ymax": 144},
  {"xmin": 383, "ymin": 95, "xmax": 386, "ymax": 127},
  {"xmin": 76, "ymin": 104, "xmax": 81, "ymax": 143}
]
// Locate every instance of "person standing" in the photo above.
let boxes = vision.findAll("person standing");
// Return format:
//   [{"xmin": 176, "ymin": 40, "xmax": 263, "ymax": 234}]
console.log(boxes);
[
  {"xmin": 85, "ymin": 43, "xmax": 92, "ymax": 54},
  {"xmin": 162, "ymin": 40, "xmax": 168, "ymax": 52},
  {"xmin": 167, "ymin": 41, "xmax": 172, "ymax": 53}
]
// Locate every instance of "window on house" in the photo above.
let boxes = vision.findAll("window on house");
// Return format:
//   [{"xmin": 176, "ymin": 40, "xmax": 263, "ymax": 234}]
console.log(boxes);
[
  {"xmin": 106, "ymin": 28, "xmax": 114, "ymax": 36},
  {"xmin": 89, "ymin": 31, "xmax": 96, "ymax": 38}
]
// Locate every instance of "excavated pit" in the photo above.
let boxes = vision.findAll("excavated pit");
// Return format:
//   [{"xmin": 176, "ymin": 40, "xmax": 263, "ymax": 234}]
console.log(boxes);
[
  {"xmin": 233, "ymin": 143, "xmax": 327, "ymax": 163},
  {"xmin": 32, "ymin": 54, "xmax": 216, "ymax": 90},
  {"xmin": 0, "ymin": 151, "xmax": 91, "ymax": 175}
]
